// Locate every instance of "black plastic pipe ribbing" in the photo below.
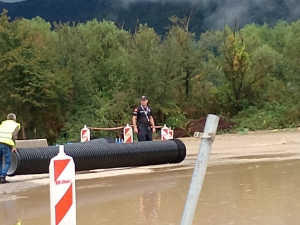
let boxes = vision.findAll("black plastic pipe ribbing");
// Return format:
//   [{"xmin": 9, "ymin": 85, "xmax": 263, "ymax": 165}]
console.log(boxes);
[
  {"xmin": 7, "ymin": 139, "xmax": 186, "ymax": 176},
  {"xmin": 88, "ymin": 137, "xmax": 116, "ymax": 143}
]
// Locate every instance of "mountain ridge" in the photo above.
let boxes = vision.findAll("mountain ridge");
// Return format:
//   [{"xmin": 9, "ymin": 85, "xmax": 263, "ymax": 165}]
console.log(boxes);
[{"xmin": 0, "ymin": 0, "xmax": 299, "ymax": 35}]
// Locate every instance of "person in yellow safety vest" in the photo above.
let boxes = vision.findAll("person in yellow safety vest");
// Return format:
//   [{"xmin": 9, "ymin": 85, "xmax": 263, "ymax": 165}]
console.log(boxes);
[{"xmin": 0, "ymin": 113, "xmax": 20, "ymax": 184}]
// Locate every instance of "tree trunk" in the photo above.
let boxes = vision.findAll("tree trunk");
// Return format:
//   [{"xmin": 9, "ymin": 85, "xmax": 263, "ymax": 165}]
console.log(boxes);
[{"xmin": 22, "ymin": 123, "xmax": 26, "ymax": 140}]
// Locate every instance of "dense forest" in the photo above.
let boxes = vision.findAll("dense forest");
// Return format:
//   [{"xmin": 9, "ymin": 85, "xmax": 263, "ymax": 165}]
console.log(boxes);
[{"xmin": 1, "ymin": 9, "xmax": 300, "ymax": 144}]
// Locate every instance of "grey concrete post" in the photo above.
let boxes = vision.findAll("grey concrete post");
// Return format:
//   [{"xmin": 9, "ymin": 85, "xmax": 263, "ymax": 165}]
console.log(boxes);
[{"xmin": 180, "ymin": 114, "xmax": 219, "ymax": 225}]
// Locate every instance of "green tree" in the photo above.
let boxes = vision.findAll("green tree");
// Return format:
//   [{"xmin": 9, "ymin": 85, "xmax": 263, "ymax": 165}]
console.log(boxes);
[
  {"xmin": 216, "ymin": 25, "xmax": 280, "ymax": 115},
  {"xmin": 0, "ymin": 17, "xmax": 70, "ymax": 142},
  {"xmin": 54, "ymin": 20, "xmax": 133, "ymax": 141},
  {"xmin": 188, "ymin": 29, "xmax": 224, "ymax": 117}
]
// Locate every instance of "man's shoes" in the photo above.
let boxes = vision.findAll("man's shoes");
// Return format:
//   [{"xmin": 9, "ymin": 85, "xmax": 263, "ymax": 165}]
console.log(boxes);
[{"xmin": 0, "ymin": 177, "xmax": 9, "ymax": 184}]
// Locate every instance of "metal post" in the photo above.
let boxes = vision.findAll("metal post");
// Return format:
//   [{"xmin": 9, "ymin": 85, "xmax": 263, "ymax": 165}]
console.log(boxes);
[{"xmin": 180, "ymin": 114, "xmax": 219, "ymax": 225}]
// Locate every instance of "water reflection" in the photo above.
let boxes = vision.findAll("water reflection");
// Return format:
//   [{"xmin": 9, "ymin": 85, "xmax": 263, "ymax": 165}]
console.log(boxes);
[
  {"xmin": 196, "ymin": 160, "xmax": 300, "ymax": 224},
  {"xmin": 0, "ymin": 199, "xmax": 20, "ymax": 225},
  {"xmin": 139, "ymin": 191, "xmax": 161, "ymax": 225},
  {"xmin": 1, "ymin": 160, "xmax": 300, "ymax": 225}
]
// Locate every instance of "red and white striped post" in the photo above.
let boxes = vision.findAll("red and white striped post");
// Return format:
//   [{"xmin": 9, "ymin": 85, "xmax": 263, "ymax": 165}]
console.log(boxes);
[
  {"xmin": 161, "ymin": 124, "xmax": 169, "ymax": 141},
  {"xmin": 123, "ymin": 124, "xmax": 133, "ymax": 143},
  {"xmin": 80, "ymin": 125, "xmax": 90, "ymax": 142},
  {"xmin": 50, "ymin": 145, "xmax": 76, "ymax": 225}
]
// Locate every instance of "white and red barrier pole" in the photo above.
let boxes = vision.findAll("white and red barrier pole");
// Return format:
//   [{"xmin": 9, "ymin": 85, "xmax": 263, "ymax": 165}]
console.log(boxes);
[
  {"xmin": 50, "ymin": 145, "xmax": 76, "ymax": 225},
  {"xmin": 161, "ymin": 124, "xmax": 169, "ymax": 140},
  {"xmin": 123, "ymin": 124, "xmax": 133, "ymax": 143},
  {"xmin": 80, "ymin": 125, "xmax": 90, "ymax": 142}
]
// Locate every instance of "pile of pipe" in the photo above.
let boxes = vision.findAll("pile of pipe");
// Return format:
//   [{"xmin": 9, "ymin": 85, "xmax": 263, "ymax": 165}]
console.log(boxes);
[{"xmin": 8, "ymin": 137, "xmax": 186, "ymax": 176}]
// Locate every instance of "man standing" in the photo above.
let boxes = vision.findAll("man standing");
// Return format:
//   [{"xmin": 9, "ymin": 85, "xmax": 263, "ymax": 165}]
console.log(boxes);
[
  {"xmin": 132, "ymin": 96, "xmax": 156, "ymax": 141},
  {"xmin": 0, "ymin": 113, "xmax": 20, "ymax": 184}
]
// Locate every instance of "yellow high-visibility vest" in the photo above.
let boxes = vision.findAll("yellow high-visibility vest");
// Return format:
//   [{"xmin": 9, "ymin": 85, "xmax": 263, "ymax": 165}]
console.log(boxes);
[{"xmin": 0, "ymin": 120, "xmax": 21, "ymax": 147}]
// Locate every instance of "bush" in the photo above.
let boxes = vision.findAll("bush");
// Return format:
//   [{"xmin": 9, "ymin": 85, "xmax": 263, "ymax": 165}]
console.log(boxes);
[
  {"xmin": 165, "ymin": 114, "xmax": 188, "ymax": 129},
  {"xmin": 232, "ymin": 102, "xmax": 300, "ymax": 131}
]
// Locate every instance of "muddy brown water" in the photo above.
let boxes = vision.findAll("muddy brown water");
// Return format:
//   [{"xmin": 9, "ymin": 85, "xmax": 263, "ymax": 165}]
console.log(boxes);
[
  {"xmin": 1, "ymin": 160, "xmax": 300, "ymax": 225},
  {"xmin": 1, "ymin": 130, "xmax": 300, "ymax": 225}
]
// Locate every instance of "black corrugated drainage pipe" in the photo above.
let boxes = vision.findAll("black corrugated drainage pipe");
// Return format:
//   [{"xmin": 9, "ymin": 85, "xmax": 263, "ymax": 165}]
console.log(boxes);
[
  {"xmin": 90, "ymin": 137, "xmax": 115, "ymax": 143},
  {"xmin": 8, "ymin": 139, "xmax": 186, "ymax": 176}
]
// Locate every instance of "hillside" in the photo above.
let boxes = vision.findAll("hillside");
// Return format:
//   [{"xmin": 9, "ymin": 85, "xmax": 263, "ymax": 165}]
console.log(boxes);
[{"xmin": 1, "ymin": 0, "xmax": 300, "ymax": 35}]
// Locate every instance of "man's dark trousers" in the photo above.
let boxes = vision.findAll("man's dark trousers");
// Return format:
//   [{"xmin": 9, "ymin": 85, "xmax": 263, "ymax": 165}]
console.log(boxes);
[{"xmin": 137, "ymin": 125, "xmax": 152, "ymax": 141}]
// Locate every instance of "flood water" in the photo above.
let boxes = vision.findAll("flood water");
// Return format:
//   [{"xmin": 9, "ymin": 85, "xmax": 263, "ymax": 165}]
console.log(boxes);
[{"xmin": 1, "ymin": 158, "xmax": 300, "ymax": 225}]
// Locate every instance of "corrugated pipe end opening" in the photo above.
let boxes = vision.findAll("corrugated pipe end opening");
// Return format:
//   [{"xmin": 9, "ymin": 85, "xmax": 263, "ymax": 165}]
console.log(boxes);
[
  {"xmin": 7, "ymin": 152, "xmax": 18, "ymax": 176},
  {"xmin": 173, "ymin": 139, "xmax": 186, "ymax": 163}
]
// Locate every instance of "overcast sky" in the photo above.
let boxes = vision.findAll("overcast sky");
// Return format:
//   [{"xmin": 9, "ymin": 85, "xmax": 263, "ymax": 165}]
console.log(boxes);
[{"xmin": 0, "ymin": 0, "xmax": 25, "ymax": 2}]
